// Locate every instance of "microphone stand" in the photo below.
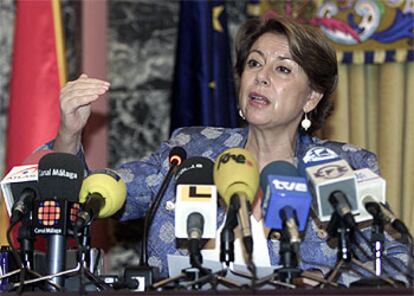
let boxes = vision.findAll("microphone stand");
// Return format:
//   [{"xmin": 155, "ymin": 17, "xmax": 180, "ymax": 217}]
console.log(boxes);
[
  {"xmin": 132, "ymin": 161, "xmax": 180, "ymax": 290},
  {"xmin": 152, "ymin": 246, "xmax": 242, "ymax": 291},
  {"xmin": 6, "ymin": 218, "xmax": 62, "ymax": 292},
  {"xmin": 181, "ymin": 239, "xmax": 213, "ymax": 290},
  {"xmin": 16, "ymin": 215, "xmax": 35, "ymax": 292},
  {"xmin": 371, "ymin": 216, "xmax": 385, "ymax": 277},
  {"xmin": 152, "ymin": 206, "xmax": 242, "ymax": 291},
  {"xmin": 277, "ymin": 229, "xmax": 301, "ymax": 284},
  {"xmin": 254, "ymin": 227, "xmax": 338, "ymax": 289},
  {"xmin": 17, "ymin": 215, "xmax": 34, "ymax": 272},
  {"xmin": 324, "ymin": 212, "xmax": 396, "ymax": 287},
  {"xmin": 17, "ymin": 218, "xmax": 35, "ymax": 292},
  {"xmin": 75, "ymin": 223, "xmax": 110, "ymax": 293}
]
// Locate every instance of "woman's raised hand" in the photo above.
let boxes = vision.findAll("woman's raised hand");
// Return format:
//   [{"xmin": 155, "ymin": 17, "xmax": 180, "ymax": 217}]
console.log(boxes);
[{"xmin": 53, "ymin": 73, "xmax": 110, "ymax": 154}]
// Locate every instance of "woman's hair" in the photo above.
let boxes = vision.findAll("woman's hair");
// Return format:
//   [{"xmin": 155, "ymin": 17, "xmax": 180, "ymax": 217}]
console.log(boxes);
[{"xmin": 235, "ymin": 15, "xmax": 338, "ymax": 134}]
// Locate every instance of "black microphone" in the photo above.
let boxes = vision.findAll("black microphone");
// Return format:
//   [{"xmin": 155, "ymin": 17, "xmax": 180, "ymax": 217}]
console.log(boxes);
[
  {"xmin": 174, "ymin": 156, "xmax": 216, "ymax": 270},
  {"xmin": 10, "ymin": 187, "xmax": 36, "ymax": 225},
  {"xmin": 137, "ymin": 146, "xmax": 186, "ymax": 290},
  {"xmin": 220, "ymin": 199, "xmax": 238, "ymax": 266},
  {"xmin": 363, "ymin": 196, "xmax": 410, "ymax": 237},
  {"xmin": 35, "ymin": 152, "xmax": 84, "ymax": 290},
  {"xmin": 328, "ymin": 190, "xmax": 356, "ymax": 229},
  {"xmin": 174, "ymin": 156, "xmax": 216, "ymax": 238},
  {"xmin": 187, "ymin": 212, "xmax": 205, "ymax": 240},
  {"xmin": 187, "ymin": 212, "xmax": 205, "ymax": 267},
  {"xmin": 9, "ymin": 182, "xmax": 38, "ymax": 272}
]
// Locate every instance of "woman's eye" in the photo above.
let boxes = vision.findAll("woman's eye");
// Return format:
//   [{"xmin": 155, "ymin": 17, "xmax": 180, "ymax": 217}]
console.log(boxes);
[
  {"xmin": 247, "ymin": 59, "xmax": 261, "ymax": 68},
  {"xmin": 276, "ymin": 66, "xmax": 291, "ymax": 74}
]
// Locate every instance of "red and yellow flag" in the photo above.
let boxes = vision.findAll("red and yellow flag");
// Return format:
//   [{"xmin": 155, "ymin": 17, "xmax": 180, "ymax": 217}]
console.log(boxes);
[{"xmin": 1, "ymin": 0, "xmax": 66, "ymax": 245}]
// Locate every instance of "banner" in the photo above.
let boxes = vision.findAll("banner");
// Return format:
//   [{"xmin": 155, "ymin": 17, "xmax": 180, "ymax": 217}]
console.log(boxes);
[
  {"xmin": 248, "ymin": 0, "xmax": 414, "ymax": 64},
  {"xmin": 170, "ymin": 0, "xmax": 238, "ymax": 132}
]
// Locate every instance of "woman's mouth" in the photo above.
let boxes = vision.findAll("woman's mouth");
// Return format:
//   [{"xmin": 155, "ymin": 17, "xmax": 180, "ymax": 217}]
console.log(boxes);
[{"xmin": 249, "ymin": 92, "xmax": 270, "ymax": 106}]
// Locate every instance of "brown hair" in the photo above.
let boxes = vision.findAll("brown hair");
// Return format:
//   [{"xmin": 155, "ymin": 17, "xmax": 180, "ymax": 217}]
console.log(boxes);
[{"xmin": 235, "ymin": 15, "xmax": 338, "ymax": 134}]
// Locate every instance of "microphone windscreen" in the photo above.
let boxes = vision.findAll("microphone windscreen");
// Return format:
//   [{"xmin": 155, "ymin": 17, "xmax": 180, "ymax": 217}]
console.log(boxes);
[
  {"xmin": 260, "ymin": 161, "xmax": 298, "ymax": 191},
  {"xmin": 38, "ymin": 153, "xmax": 85, "ymax": 201},
  {"xmin": 79, "ymin": 169, "xmax": 127, "ymax": 218},
  {"xmin": 213, "ymin": 148, "xmax": 259, "ymax": 204},
  {"xmin": 175, "ymin": 157, "xmax": 214, "ymax": 186},
  {"xmin": 260, "ymin": 160, "xmax": 311, "ymax": 231},
  {"xmin": 169, "ymin": 146, "xmax": 187, "ymax": 166},
  {"xmin": 23, "ymin": 149, "xmax": 53, "ymax": 165}
]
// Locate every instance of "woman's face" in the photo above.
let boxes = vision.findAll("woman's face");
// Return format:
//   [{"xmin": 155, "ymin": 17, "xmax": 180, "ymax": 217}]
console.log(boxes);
[{"xmin": 239, "ymin": 32, "xmax": 322, "ymax": 131}]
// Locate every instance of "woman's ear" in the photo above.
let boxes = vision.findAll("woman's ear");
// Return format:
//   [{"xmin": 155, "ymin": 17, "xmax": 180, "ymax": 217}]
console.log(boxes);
[{"xmin": 304, "ymin": 90, "xmax": 323, "ymax": 113}]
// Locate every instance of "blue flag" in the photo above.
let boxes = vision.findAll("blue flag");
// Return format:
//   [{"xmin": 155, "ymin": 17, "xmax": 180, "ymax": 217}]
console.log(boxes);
[{"xmin": 170, "ymin": 1, "xmax": 238, "ymax": 132}]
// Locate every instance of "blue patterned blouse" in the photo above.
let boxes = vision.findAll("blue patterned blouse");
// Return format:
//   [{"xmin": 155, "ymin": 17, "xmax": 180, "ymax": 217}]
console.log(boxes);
[{"xmin": 42, "ymin": 126, "xmax": 408, "ymax": 285}]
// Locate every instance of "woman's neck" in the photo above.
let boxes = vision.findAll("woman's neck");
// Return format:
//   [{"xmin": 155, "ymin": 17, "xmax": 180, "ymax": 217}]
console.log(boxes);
[
  {"xmin": 245, "ymin": 125, "xmax": 297, "ymax": 171},
  {"xmin": 245, "ymin": 125, "xmax": 298, "ymax": 222}
]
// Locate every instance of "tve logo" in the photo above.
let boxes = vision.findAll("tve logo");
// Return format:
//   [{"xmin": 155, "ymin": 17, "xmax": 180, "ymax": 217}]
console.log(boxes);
[{"xmin": 272, "ymin": 179, "xmax": 307, "ymax": 192}]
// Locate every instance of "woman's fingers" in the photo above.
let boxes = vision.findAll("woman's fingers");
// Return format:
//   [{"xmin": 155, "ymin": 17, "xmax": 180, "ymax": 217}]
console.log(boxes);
[{"xmin": 61, "ymin": 80, "xmax": 109, "ymax": 97}]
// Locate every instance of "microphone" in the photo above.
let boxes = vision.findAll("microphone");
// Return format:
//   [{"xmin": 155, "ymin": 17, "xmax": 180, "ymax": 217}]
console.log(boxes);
[
  {"xmin": 260, "ymin": 161, "xmax": 312, "ymax": 252},
  {"xmin": 174, "ymin": 157, "xmax": 217, "ymax": 239},
  {"xmin": 363, "ymin": 196, "xmax": 410, "ymax": 237},
  {"xmin": 219, "ymin": 198, "xmax": 238, "ymax": 266},
  {"xmin": 1, "ymin": 150, "xmax": 54, "ymax": 273},
  {"xmin": 0, "ymin": 150, "xmax": 53, "ymax": 220},
  {"xmin": 35, "ymin": 152, "xmax": 85, "ymax": 290},
  {"xmin": 299, "ymin": 147, "xmax": 358, "ymax": 222},
  {"xmin": 174, "ymin": 157, "xmax": 216, "ymax": 270},
  {"xmin": 138, "ymin": 146, "xmax": 186, "ymax": 290},
  {"xmin": 10, "ymin": 187, "xmax": 36, "ymax": 225},
  {"xmin": 213, "ymin": 148, "xmax": 259, "ymax": 261},
  {"xmin": 280, "ymin": 206, "xmax": 301, "ymax": 246},
  {"xmin": 328, "ymin": 190, "xmax": 356, "ymax": 229},
  {"xmin": 354, "ymin": 168, "xmax": 386, "ymax": 223},
  {"xmin": 9, "ymin": 150, "xmax": 54, "ymax": 224},
  {"xmin": 187, "ymin": 212, "xmax": 205, "ymax": 240},
  {"xmin": 76, "ymin": 169, "xmax": 127, "ymax": 228}
]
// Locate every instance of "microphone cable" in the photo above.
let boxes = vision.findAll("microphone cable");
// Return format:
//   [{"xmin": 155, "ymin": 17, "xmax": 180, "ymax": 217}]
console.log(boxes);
[
  {"xmin": 5, "ymin": 221, "xmax": 63, "ymax": 293},
  {"xmin": 406, "ymin": 235, "xmax": 414, "ymax": 287},
  {"xmin": 6, "ymin": 220, "xmax": 25, "ymax": 294},
  {"xmin": 353, "ymin": 227, "xmax": 414, "ymax": 283}
]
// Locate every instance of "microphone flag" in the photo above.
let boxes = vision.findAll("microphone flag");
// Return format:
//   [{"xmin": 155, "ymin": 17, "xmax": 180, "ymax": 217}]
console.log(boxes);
[
  {"xmin": 174, "ymin": 157, "xmax": 217, "ymax": 239},
  {"xmin": 260, "ymin": 161, "xmax": 311, "ymax": 232},
  {"xmin": 300, "ymin": 147, "xmax": 358, "ymax": 222}
]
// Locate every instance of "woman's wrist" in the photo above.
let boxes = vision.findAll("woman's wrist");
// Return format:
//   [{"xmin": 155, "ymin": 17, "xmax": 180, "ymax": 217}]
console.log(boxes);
[{"xmin": 53, "ymin": 129, "xmax": 82, "ymax": 154}]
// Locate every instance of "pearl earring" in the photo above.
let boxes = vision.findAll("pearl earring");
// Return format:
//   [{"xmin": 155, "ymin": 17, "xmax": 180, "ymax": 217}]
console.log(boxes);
[
  {"xmin": 238, "ymin": 109, "xmax": 246, "ymax": 120},
  {"xmin": 301, "ymin": 113, "xmax": 311, "ymax": 131}
]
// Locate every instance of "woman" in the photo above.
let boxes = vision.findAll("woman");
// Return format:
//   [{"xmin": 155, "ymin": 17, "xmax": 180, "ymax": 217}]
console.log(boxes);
[{"xmin": 46, "ymin": 15, "xmax": 406, "ymax": 284}]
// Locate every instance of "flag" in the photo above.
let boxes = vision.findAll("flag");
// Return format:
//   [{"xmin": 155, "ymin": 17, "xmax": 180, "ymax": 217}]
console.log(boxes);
[
  {"xmin": 1, "ymin": 0, "xmax": 66, "ymax": 246},
  {"xmin": 170, "ymin": 0, "xmax": 238, "ymax": 132},
  {"xmin": 5, "ymin": 0, "xmax": 66, "ymax": 171}
]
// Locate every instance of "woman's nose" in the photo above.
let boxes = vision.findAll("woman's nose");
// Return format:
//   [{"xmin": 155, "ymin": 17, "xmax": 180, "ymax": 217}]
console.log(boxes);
[{"xmin": 255, "ymin": 67, "xmax": 270, "ymax": 86}]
